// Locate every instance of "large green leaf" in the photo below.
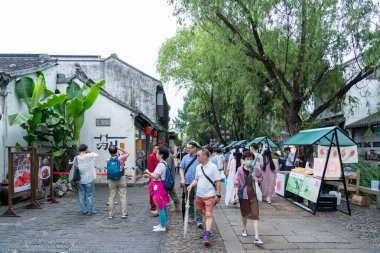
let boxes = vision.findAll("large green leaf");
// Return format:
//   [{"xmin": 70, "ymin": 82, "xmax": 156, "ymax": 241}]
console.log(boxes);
[
  {"xmin": 82, "ymin": 80, "xmax": 106, "ymax": 111},
  {"xmin": 53, "ymin": 128, "xmax": 67, "ymax": 144},
  {"xmin": 31, "ymin": 74, "xmax": 46, "ymax": 109},
  {"xmin": 73, "ymin": 113, "xmax": 85, "ymax": 141},
  {"xmin": 53, "ymin": 148, "xmax": 66, "ymax": 158},
  {"xmin": 66, "ymin": 81, "xmax": 81, "ymax": 100},
  {"xmin": 23, "ymin": 134, "xmax": 38, "ymax": 144},
  {"xmin": 30, "ymin": 111, "xmax": 42, "ymax": 127},
  {"xmin": 15, "ymin": 77, "xmax": 34, "ymax": 100},
  {"xmin": 46, "ymin": 116, "xmax": 60, "ymax": 126},
  {"xmin": 66, "ymin": 98, "xmax": 84, "ymax": 118},
  {"xmin": 8, "ymin": 112, "xmax": 33, "ymax": 126},
  {"xmin": 39, "ymin": 94, "xmax": 69, "ymax": 110}
]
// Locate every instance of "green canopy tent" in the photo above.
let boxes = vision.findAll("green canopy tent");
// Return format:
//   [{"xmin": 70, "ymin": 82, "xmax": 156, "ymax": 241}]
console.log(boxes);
[
  {"xmin": 245, "ymin": 136, "xmax": 278, "ymax": 151},
  {"xmin": 283, "ymin": 126, "xmax": 356, "ymax": 215},
  {"xmin": 233, "ymin": 140, "xmax": 247, "ymax": 148},
  {"xmin": 226, "ymin": 141, "xmax": 238, "ymax": 148}
]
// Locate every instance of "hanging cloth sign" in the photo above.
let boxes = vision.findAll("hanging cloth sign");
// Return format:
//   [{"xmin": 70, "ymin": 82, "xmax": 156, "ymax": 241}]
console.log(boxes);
[{"xmin": 317, "ymin": 145, "xmax": 358, "ymax": 164}]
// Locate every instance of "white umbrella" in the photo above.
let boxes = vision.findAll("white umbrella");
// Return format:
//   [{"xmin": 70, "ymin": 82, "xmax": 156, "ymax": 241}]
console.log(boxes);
[{"xmin": 183, "ymin": 191, "xmax": 190, "ymax": 238}]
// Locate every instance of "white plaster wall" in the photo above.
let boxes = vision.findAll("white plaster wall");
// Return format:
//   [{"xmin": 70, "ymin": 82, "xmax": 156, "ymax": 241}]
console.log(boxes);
[
  {"xmin": 79, "ymin": 94, "xmax": 136, "ymax": 183},
  {"xmin": 344, "ymin": 78, "xmax": 380, "ymax": 126},
  {"xmin": 57, "ymin": 60, "xmax": 105, "ymax": 82},
  {"xmin": 0, "ymin": 66, "xmax": 58, "ymax": 181}
]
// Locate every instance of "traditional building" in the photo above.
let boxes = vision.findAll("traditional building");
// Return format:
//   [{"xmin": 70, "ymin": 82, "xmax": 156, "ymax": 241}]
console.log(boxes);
[{"xmin": 0, "ymin": 54, "xmax": 170, "ymax": 183}]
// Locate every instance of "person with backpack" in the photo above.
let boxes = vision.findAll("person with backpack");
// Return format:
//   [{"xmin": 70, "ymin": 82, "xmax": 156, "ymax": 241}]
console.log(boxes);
[
  {"xmin": 144, "ymin": 145, "xmax": 171, "ymax": 232},
  {"xmin": 107, "ymin": 145, "xmax": 129, "ymax": 219},
  {"xmin": 187, "ymin": 149, "xmax": 221, "ymax": 247},
  {"xmin": 234, "ymin": 151, "xmax": 264, "ymax": 245}
]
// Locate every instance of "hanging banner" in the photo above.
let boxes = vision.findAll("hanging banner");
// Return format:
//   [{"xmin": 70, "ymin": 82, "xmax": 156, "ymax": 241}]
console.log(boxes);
[
  {"xmin": 286, "ymin": 172, "xmax": 321, "ymax": 203},
  {"xmin": 317, "ymin": 145, "xmax": 358, "ymax": 163},
  {"xmin": 313, "ymin": 157, "xmax": 342, "ymax": 178}
]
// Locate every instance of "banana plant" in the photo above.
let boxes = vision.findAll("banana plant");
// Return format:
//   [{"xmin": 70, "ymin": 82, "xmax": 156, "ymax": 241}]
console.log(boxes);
[
  {"xmin": 8, "ymin": 72, "xmax": 69, "ymax": 147},
  {"xmin": 65, "ymin": 80, "xmax": 106, "ymax": 141}
]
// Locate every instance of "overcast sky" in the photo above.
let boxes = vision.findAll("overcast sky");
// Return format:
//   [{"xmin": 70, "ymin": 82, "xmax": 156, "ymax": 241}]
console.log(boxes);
[{"xmin": 0, "ymin": 0, "xmax": 185, "ymax": 127}]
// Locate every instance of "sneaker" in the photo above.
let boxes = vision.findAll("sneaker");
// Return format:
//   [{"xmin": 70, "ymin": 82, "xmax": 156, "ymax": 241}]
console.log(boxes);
[
  {"xmin": 203, "ymin": 231, "xmax": 211, "ymax": 247},
  {"xmin": 242, "ymin": 230, "xmax": 248, "ymax": 237},
  {"xmin": 122, "ymin": 214, "xmax": 128, "ymax": 219},
  {"xmin": 254, "ymin": 238, "xmax": 264, "ymax": 245},
  {"xmin": 199, "ymin": 231, "xmax": 213, "ymax": 239},
  {"xmin": 153, "ymin": 224, "xmax": 161, "ymax": 229},
  {"xmin": 267, "ymin": 200, "xmax": 272, "ymax": 204},
  {"xmin": 108, "ymin": 216, "xmax": 114, "ymax": 219},
  {"xmin": 197, "ymin": 219, "xmax": 204, "ymax": 229},
  {"xmin": 188, "ymin": 216, "xmax": 195, "ymax": 223},
  {"xmin": 153, "ymin": 226, "xmax": 166, "ymax": 232}
]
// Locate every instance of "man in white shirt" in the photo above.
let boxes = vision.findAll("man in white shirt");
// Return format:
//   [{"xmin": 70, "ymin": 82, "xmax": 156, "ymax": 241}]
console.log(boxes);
[
  {"xmin": 187, "ymin": 149, "xmax": 221, "ymax": 247},
  {"xmin": 284, "ymin": 147, "xmax": 295, "ymax": 171},
  {"xmin": 249, "ymin": 144, "xmax": 263, "ymax": 170}
]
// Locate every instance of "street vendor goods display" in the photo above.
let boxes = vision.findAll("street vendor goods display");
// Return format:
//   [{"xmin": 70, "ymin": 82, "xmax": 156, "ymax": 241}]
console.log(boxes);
[{"xmin": 291, "ymin": 167, "xmax": 314, "ymax": 175}]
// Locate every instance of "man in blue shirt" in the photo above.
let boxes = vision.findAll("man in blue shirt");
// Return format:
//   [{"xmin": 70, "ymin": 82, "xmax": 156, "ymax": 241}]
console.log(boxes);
[
  {"xmin": 180, "ymin": 141, "xmax": 203, "ymax": 228},
  {"xmin": 284, "ymin": 147, "xmax": 295, "ymax": 171}
]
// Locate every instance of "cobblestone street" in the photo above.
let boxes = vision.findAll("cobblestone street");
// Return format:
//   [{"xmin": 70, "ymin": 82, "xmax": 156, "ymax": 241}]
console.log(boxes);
[{"xmin": 0, "ymin": 185, "xmax": 167, "ymax": 253}]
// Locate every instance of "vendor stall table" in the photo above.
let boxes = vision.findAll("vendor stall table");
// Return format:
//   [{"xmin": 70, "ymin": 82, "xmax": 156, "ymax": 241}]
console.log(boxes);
[{"xmin": 282, "ymin": 126, "xmax": 357, "ymax": 215}]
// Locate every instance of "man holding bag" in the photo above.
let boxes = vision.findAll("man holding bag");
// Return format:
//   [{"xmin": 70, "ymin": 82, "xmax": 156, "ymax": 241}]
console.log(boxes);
[
  {"xmin": 187, "ymin": 149, "xmax": 221, "ymax": 247},
  {"xmin": 234, "ymin": 151, "xmax": 264, "ymax": 245}
]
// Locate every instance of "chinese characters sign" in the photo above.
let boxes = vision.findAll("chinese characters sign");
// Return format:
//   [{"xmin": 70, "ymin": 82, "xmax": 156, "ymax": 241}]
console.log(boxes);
[{"xmin": 94, "ymin": 134, "xmax": 127, "ymax": 150}]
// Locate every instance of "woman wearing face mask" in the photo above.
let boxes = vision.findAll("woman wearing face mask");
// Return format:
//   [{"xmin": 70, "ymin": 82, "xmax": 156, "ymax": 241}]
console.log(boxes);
[{"xmin": 234, "ymin": 151, "xmax": 264, "ymax": 245}]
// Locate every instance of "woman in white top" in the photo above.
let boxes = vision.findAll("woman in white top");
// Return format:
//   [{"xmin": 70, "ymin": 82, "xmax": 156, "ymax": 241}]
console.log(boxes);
[
  {"xmin": 76, "ymin": 144, "xmax": 98, "ymax": 215},
  {"xmin": 225, "ymin": 148, "xmax": 242, "ymax": 206},
  {"xmin": 144, "ymin": 145, "xmax": 170, "ymax": 232}
]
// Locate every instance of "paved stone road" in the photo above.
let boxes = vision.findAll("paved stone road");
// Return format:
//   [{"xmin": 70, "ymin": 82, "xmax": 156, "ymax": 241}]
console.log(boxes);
[
  {"xmin": 213, "ymin": 189, "xmax": 380, "ymax": 253},
  {"xmin": 0, "ymin": 185, "xmax": 166, "ymax": 253}
]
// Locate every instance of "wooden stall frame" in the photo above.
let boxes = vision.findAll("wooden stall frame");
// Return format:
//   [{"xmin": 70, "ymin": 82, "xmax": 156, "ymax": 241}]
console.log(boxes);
[{"xmin": 2, "ymin": 147, "xmax": 41, "ymax": 217}]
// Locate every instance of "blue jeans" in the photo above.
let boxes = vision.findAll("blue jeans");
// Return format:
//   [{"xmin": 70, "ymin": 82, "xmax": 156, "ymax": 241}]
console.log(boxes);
[
  {"xmin": 156, "ymin": 205, "xmax": 167, "ymax": 227},
  {"xmin": 78, "ymin": 182, "xmax": 95, "ymax": 214}
]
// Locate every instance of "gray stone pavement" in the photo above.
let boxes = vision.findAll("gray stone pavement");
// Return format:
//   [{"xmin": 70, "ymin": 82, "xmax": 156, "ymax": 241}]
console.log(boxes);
[
  {"xmin": 0, "ymin": 185, "xmax": 166, "ymax": 253},
  {"xmin": 213, "ymin": 188, "xmax": 380, "ymax": 253}
]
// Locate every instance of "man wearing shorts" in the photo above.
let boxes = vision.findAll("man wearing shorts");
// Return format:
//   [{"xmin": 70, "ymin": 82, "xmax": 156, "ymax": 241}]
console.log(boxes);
[{"xmin": 187, "ymin": 149, "xmax": 221, "ymax": 247}]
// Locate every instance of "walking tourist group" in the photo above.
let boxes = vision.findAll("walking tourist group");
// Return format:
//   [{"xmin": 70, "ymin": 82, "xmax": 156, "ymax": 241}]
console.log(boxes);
[{"xmin": 70, "ymin": 140, "xmax": 298, "ymax": 247}]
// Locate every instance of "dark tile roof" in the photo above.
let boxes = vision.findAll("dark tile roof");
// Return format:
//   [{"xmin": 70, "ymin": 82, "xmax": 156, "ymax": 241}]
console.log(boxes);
[
  {"xmin": 346, "ymin": 113, "xmax": 380, "ymax": 129},
  {"xmin": 0, "ymin": 54, "xmax": 57, "ymax": 77}
]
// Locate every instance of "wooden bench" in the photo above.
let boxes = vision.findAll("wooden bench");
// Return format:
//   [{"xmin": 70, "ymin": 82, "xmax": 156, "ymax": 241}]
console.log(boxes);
[{"xmin": 324, "ymin": 181, "xmax": 380, "ymax": 209}]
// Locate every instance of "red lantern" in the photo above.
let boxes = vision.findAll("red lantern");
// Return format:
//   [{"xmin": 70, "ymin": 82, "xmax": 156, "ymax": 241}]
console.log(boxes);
[
  {"xmin": 145, "ymin": 126, "xmax": 151, "ymax": 135},
  {"xmin": 153, "ymin": 130, "xmax": 158, "ymax": 138}
]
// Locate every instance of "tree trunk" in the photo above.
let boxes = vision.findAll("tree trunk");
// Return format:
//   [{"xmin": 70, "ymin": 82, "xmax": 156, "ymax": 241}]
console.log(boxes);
[{"xmin": 284, "ymin": 102, "xmax": 303, "ymax": 136}]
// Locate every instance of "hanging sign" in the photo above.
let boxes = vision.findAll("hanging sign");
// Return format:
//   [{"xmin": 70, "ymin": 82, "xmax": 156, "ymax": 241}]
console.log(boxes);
[
  {"xmin": 313, "ymin": 157, "xmax": 342, "ymax": 178},
  {"xmin": 317, "ymin": 145, "xmax": 358, "ymax": 163}
]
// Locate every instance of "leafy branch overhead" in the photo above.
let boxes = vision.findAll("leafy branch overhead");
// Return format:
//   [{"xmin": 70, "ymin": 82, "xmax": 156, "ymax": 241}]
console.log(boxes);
[{"xmin": 165, "ymin": 0, "xmax": 380, "ymax": 137}]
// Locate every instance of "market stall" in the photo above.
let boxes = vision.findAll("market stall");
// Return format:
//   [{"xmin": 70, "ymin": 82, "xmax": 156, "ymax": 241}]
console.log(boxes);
[
  {"xmin": 245, "ymin": 136, "xmax": 278, "ymax": 151},
  {"xmin": 282, "ymin": 126, "xmax": 358, "ymax": 215}
]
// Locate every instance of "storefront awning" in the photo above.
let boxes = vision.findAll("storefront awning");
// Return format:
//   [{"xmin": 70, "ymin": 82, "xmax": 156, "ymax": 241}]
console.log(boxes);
[
  {"xmin": 283, "ymin": 126, "xmax": 356, "ymax": 147},
  {"xmin": 245, "ymin": 136, "xmax": 278, "ymax": 149}
]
